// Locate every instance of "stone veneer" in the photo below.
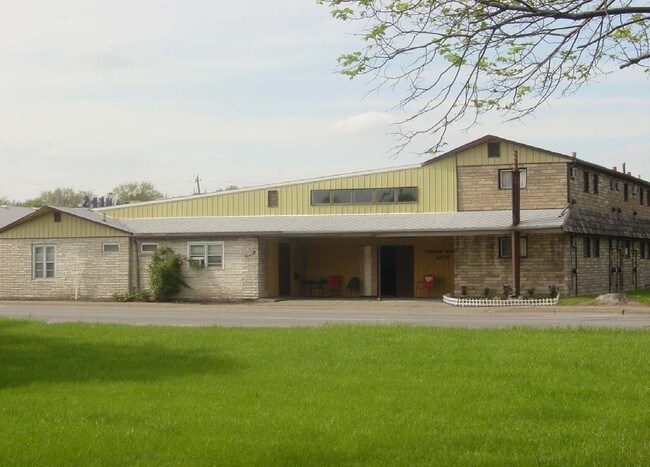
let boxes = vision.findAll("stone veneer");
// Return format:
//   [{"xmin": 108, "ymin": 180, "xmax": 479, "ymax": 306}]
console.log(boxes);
[
  {"xmin": 572, "ymin": 236, "xmax": 650, "ymax": 295},
  {"xmin": 569, "ymin": 165, "xmax": 650, "ymax": 220},
  {"xmin": 134, "ymin": 237, "xmax": 262, "ymax": 301},
  {"xmin": 0, "ymin": 237, "xmax": 130, "ymax": 300},
  {"xmin": 454, "ymin": 233, "xmax": 571, "ymax": 297},
  {"xmin": 455, "ymin": 233, "xmax": 650, "ymax": 297},
  {"xmin": 457, "ymin": 162, "xmax": 568, "ymax": 211}
]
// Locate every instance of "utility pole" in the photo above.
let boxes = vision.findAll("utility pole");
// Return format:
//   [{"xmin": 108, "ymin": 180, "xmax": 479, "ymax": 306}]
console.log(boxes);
[{"xmin": 194, "ymin": 175, "xmax": 202, "ymax": 194}]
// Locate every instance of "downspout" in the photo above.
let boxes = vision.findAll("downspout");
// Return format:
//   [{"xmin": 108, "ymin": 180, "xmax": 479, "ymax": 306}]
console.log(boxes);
[{"xmin": 511, "ymin": 150, "xmax": 521, "ymax": 297}]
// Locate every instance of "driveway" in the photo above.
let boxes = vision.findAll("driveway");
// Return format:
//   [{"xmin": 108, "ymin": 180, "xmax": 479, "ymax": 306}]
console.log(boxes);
[{"xmin": 0, "ymin": 299, "xmax": 648, "ymax": 328}]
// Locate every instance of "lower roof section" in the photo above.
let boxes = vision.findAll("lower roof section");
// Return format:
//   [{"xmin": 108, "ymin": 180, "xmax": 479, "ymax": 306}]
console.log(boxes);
[
  {"xmin": 563, "ymin": 208, "xmax": 650, "ymax": 239},
  {"xmin": 120, "ymin": 209, "xmax": 566, "ymax": 238}
]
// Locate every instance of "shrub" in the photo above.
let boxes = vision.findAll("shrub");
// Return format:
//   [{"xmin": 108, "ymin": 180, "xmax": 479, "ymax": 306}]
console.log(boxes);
[
  {"xmin": 113, "ymin": 289, "xmax": 152, "ymax": 302},
  {"xmin": 149, "ymin": 247, "xmax": 189, "ymax": 301}
]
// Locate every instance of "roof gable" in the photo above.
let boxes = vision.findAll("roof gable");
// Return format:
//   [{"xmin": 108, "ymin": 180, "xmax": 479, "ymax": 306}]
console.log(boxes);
[
  {"xmin": 423, "ymin": 135, "xmax": 571, "ymax": 166},
  {"xmin": 0, "ymin": 206, "xmax": 131, "ymax": 238}
]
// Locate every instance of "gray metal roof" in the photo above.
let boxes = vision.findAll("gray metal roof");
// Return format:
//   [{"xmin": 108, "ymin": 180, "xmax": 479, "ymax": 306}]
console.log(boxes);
[
  {"xmin": 120, "ymin": 209, "xmax": 566, "ymax": 237},
  {"xmin": 54, "ymin": 206, "xmax": 131, "ymax": 232},
  {"xmin": 0, "ymin": 206, "xmax": 36, "ymax": 229}
]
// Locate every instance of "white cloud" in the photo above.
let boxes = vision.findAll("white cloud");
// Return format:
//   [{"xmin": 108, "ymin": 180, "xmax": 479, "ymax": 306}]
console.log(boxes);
[{"xmin": 333, "ymin": 112, "xmax": 393, "ymax": 134}]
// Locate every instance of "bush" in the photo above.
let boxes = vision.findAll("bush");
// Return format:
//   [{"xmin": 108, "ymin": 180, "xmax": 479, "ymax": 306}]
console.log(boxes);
[
  {"xmin": 113, "ymin": 289, "xmax": 152, "ymax": 302},
  {"xmin": 149, "ymin": 247, "xmax": 189, "ymax": 301}
]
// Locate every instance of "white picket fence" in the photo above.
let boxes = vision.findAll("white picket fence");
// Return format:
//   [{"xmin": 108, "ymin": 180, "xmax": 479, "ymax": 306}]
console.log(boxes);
[{"xmin": 443, "ymin": 294, "xmax": 560, "ymax": 307}]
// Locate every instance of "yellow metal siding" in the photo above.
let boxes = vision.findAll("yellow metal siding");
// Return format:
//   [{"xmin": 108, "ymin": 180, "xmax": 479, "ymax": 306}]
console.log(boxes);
[
  {"xmin": 101, "ymin": 159, "xmax": 458, "ymax": 218},
  {"xmin": 456, "ymin": 142, "xmax": 567, "ymax": 166},
  {"xmin": 0, "ymin": 212, "xmax": 126, "ymax": 239}
]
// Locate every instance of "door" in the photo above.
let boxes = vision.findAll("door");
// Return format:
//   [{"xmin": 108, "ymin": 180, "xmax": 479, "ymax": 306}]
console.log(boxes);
[
  {"xmin": 395, "ymin": 246, "xmax": 414, "ymax": 297},
  {"xmin": 380, "ymin": 245, "xmax": 414, "ymax": 297},
  {"xmin": 278, "ymin": 243, "xmax": 291, "ymax": 296}
]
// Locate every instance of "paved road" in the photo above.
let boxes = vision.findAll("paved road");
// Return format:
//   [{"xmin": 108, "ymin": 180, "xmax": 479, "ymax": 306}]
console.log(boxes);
[{"xmin": 0, "ymin": 299, "xmax": 648, "ymax": 328}]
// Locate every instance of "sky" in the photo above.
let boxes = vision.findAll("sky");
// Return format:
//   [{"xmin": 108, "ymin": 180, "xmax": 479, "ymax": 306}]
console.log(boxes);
[{"xmin": 1, "ymin": 0, "xmax": 649, "ymax": 202}]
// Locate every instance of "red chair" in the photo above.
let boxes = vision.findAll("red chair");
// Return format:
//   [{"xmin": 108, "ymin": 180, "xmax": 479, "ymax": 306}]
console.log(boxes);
[
  {"xmin": 418, "ymin": 274, "xmax": 436, "ymax": 296},
  {"xmin": 327, "ymin": 275, "xmax": 343, "ymax": 297}
]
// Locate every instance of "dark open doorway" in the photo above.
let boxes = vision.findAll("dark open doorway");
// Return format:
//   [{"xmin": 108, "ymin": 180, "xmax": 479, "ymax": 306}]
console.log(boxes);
[
  {"xmin": 278, "ymin": 243, "xmax": 291, "ymax": 296},
  {"xmin": 380, "ymin": 245, "xmax": 414, "ymax": 297}
]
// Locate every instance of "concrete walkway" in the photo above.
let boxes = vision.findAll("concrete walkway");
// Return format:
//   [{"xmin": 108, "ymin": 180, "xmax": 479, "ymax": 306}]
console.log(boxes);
[{"xmin": 0, "ymin": 299, "xmax": 648, "ymax": 328}]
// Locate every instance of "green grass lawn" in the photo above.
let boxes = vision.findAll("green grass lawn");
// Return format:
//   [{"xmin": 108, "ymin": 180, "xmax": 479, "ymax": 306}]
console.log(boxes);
[
  {"xmin": 1, "ymin": 320, "xmax": 648, "ymax": 466},
  {"xmin": 559, "ymin": 288, "xmax": 650, "ymax": 306}
]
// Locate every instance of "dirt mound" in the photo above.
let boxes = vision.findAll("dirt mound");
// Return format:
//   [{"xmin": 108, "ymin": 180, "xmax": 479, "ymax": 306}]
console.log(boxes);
[{"xmin": 594, "ymin": 294, "xmax": 628, "ymax": 305}]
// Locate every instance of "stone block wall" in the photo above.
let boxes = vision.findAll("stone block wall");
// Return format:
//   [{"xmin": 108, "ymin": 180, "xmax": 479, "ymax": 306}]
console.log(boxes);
[
  {"xmin": 569, "ymin": 165, "xmax": 650, "ymax": 220},
  {"xmin": 0, "ymin": 237, "xmax": 130, "ymax": 300},
  {"xmin": 134, "ymin": 237, "xmax": 261, "ymax": 301},
  {"xmin": 457, "ymin": 163, "xmax": 568, "ymax": 211},
  {"xmin": 571, "ymin": 236, "xmax": 650, "ymax": 295},
  {"xmin": 454, "ymin": 233, "xmax": 571, "ymax": 297}
]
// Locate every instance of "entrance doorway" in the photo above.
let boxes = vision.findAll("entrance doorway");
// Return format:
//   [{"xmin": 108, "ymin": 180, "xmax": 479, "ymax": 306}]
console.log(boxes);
[
  {"xmin": 380, "ymin": 245, "xmax": 414, "ymax": 297},
  {"xmin": 278, "ymin": 243, "xmax": 291, "ymax": 296}
]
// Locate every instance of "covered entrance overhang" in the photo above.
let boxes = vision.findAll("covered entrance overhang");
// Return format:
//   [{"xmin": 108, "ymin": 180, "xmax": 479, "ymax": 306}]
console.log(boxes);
[{"xmin": 262, "ymin": 209, "xmax": 567, "ymax": 299}]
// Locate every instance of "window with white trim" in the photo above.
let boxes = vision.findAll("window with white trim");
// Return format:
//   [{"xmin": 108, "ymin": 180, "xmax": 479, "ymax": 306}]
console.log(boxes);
[
  {"xmin": 498, "ymin": 237, "xmax": 527, "ymax": 258},
  {"xmin": 141, "ymin": 243, "xmax": 159, "ymax": 253},
  {"xmin": 498, "ymin": 169, "xmax": 527, "ymax": 189},
  {"xmin": 103, "ymin": 243, "xmax": 120, "ymax": 253},
  {"xmin": 188, "ymin": 242, "xmax": 224, "ymax": 268},
  {"xmin": 33, "ymin": 245, "xmax": 56, "ymax": 279}
]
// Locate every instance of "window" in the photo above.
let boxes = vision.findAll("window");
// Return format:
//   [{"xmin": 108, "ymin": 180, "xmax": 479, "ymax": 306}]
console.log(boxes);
[
  {"xmin": 610, "ymin": 179, "xmax": 620, "ymax": 190},
  {"xmin": 624, "ymin": 240, "xmax": 630, "ymax": 258},
  {"xmin": 311, "ymin": 190, "xmax": 330, "ymax": 205},
  {"xmin": 311, "ymin": 187, "xmax": 418, "ymax": 205},
  {"xmin": 332, "ymin": 190, "xmax": 352, "ymax": 204},
  {"xmin": 583, "ymin": 237, "xmax": 591, "ymax": 257},
  {"xmin": 33, "ymin": 245, "xmax": 55, "ymax": 279},
  {"xmin": 53, "ymin": 212, "xmax": 61, "ymax": 223},
  {"xmin": 141, "ymin": 243, "xmax": 158, "ymax": 253},
  {"xmin": 499, "ymin": 237, "xmax": 527, "ymax": 258},
  {"xmin": 593, "ymin": 174, "xmax": 599, "ymax": 194},
  {"xmin": 593, "ymin": 238, "xmax": 600, "ymax": 258},
  {"xmin": 583, "ymin": 172, "xmax": 589, "ymax": 192},
  {"xmin": 267, "ymin": 190, "xmax": 278, "ymax": 208},
  {"xmin": 640, "ymin": 242, "xmax": 645, "ymax": 259},
  {"xmin": 103, "ymin": 243, "xmax": 120, "ymax": 253},
  {"xmin": 624, "ymin": 183, "xmax": 629, "ymax": 201},
  {"xmin": 397, "ymin": 187, "xmax": 418, "ymax": 202},
  {"xmin": 499, "ymin": 169, "xmax": 527, "ymax": 189},
  {"xmin": 353, "ymin": 189, "xmax": 373, "ymax": 204},
  {"xmin": 487, "ymin": 142, "xmax": 501, "ymax": 158},
  {"xmin": 640, "ymin": 188, "xmax": 644, "ymax": 205},
  {"xmin": 188, "ymin": 242, "xmax": 224, "ymax": 268},
  {"xmin": 375, "ymin": 189, "xmax": 395, "ymax": 203}
]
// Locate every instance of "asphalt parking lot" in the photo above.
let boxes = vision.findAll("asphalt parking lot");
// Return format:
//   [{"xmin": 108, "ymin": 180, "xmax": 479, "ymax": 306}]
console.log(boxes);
[{"xmin": 0, "ymin": 299, "xmax": 648, "ymax": 328}]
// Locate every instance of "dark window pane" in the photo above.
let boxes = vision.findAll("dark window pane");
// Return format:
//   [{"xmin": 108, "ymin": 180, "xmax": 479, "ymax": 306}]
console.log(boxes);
[
  {"xmin": 488, "ymin": 142, "xmax": 500, "ymax": 157},
  {"xmin": 353, "ymin": 189, "xmax": 373, "ymax": 204},
  {"xmin": 499, "ymin": 238, "xmax": 512, "ymax": 258},
  {"xmin": 397, "ymin": 188, "xmax": 418, "ymax": 203},
  {"xmin": 267, "ymin": 190, "xmax": 278, "ymax": 208},
  {"xmin": 311, "ymin": 190, "xmax": 330, "ymax": 205},
  {"xmin": 332, "ymin": 190, "xmax": 352, "ymax": 204},
  {"xmin": 375, "ymin": 189, "xmax": 395, "ymax": 203}
]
